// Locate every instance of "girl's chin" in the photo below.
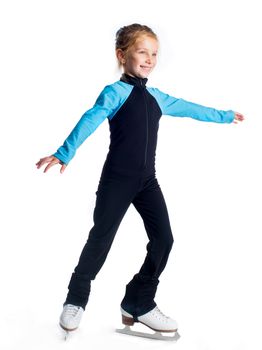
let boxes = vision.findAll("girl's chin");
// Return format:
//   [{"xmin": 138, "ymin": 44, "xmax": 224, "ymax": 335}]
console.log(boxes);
[
  {"xmin": 137, "ymin": 72, "xmax": 151, "ymax": 78},
  {"xmin": 124, "ymin": 70, "xmax": 151, "ymax": 79}
]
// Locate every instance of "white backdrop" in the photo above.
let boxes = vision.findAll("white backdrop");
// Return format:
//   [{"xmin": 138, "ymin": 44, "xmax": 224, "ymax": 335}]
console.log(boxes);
[{"xmin": 0, "ymin": 0, "xmax": 261, "ymax": 349}]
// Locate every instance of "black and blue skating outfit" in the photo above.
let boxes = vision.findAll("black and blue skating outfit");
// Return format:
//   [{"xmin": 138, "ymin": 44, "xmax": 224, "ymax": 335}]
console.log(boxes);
[{"xmin": 54, "ymin": 73, "xmax": 234, "ymax": 318}]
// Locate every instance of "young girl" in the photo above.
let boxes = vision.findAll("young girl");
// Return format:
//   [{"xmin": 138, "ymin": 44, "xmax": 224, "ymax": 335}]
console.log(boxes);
[{"xmin": 36, "ymin": 23, "xmax": 244, "ymax": 337}]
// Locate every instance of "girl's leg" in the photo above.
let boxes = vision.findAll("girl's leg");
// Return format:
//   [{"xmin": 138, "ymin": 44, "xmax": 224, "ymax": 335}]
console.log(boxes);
[
  {"xmin": 121, "ymin": 175, "xmax": 174, "ymax": 317},
  {"xmin": 64, "ymin": 172, "xmax": 141, "ymax": 310}
]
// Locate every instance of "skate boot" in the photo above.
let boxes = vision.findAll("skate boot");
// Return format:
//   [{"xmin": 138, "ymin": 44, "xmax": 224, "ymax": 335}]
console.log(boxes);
[
  {"xmin": 59, "ymin": 304, "xmax": 84, "ymax": 336},
  {"xmin": 116, "ymin": 306, "xmax": 180, "ymax": 341}
]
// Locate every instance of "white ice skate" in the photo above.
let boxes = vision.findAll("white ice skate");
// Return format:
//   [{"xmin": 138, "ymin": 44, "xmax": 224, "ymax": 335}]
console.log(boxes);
[
  {"xmin": 59, "ymin": 304, "xmax": 84, "ymax": 340},
  {"xmin": 116, "ymin": 306, "xmax": 180, "ymax": 341}
]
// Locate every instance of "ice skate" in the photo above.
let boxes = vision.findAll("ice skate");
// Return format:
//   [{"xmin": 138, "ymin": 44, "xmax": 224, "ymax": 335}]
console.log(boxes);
[
  {"xmin": 116, "ymin": 306, "xmax": 180, "ymax": 341},
  {"xmin": 59, "ymin": 304, "xmax": 84, "ymax": 340}
]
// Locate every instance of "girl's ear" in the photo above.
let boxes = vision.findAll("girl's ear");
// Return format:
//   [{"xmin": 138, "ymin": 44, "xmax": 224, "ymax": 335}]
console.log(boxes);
[{"xmin": 116, "ymin": 49, "xmax": 126, "ymax": 65}]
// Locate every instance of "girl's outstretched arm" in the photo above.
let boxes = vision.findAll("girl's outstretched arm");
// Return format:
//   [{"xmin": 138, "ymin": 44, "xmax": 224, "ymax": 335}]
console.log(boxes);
[
  {"xmin": 233, "ymin": 112, "xmax": 245, "ymax": 124},
  {"xmin": 148, "ymin": 88, "xmax": 245, "ymax": 124},
  {"xmin": 36, "ymin": 156, "xmax": 67, "ymax": 174}
]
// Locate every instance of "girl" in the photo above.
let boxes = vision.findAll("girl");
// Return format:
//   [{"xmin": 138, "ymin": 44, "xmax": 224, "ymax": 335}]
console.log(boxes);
[{"xmin": 36, "ymin": 23, "xmax": 244, "ymax": 337}]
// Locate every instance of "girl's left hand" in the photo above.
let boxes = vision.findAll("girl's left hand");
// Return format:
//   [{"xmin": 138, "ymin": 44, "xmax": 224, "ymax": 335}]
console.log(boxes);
[{"xmin": 233, "ymin": 112, "xmax": 245, "ymax": 124}]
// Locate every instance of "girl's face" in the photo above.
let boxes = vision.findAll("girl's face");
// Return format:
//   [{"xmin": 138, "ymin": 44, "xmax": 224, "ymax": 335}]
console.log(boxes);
[{"xmin": 120, "ymin": 36, "xmax": 159, "ymax": 78}]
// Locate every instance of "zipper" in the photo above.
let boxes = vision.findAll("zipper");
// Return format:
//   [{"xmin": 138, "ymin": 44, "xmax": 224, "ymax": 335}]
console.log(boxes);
[{"xmin": 140, "ymin": 78, "xmax": 149, "ymax": 168}]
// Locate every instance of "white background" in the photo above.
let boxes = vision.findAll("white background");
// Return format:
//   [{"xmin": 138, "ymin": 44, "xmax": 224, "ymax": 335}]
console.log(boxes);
[{"xmin": 0, "ymin": 0, "xmax": 261, "ymax": 349}]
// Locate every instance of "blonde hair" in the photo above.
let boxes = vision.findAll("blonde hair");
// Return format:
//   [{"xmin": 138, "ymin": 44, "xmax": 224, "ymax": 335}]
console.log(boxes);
[{"xmin": 115, "ymin": 23, "xmax": 158, "ymax": 67}]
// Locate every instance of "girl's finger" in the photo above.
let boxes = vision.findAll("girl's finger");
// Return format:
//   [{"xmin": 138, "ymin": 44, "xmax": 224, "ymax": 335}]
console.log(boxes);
[
  {"xmin": 60, "ymin": 164, "xmax": 67, "ymax": 174},
  {"xmin": 44, "ymin": 159, "xmax": 59, "ymax": 173},
  {"xmin": 36, "ymin": 158, "xmax": 46, "ymax": 168},
  {"xmin": 36, "ymin": 157, "xmax": 52, "ymax": 168},
  {"xmin": 235, "ymin": 112, "xmax": 245, "ymax": 121}
]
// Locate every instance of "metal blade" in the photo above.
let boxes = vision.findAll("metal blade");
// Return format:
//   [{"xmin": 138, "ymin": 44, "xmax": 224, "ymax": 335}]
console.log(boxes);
[{"xmin": 116, "ymin": 326, "xmax": 180, "ymax": 341}]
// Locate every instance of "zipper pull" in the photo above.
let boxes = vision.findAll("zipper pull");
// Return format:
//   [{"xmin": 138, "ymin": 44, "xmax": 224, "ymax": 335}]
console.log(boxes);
[{"xmin": 139, "ymin": 78, "xmax": 145, "ymax": 88}]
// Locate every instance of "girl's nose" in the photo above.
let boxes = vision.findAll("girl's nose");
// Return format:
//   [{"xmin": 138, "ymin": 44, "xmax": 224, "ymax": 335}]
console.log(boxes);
[{"xmin": 145, "ymin": 55, "xmax": 152, "ymax": 64}]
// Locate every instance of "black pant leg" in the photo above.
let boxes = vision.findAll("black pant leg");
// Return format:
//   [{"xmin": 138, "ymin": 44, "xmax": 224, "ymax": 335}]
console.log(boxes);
[
  {"xmin": 121, "ymin": 176, "xmax": 174, "ymax": 317},
  {"xmin": 65, "ymin": 171, "xmax": 141, "ymax": 309}
]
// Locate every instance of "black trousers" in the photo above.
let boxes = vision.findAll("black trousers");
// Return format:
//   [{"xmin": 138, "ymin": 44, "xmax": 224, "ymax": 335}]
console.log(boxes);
[{"xmin": 64, "ymin": 167, "xmax": 174, "ymax": 318}]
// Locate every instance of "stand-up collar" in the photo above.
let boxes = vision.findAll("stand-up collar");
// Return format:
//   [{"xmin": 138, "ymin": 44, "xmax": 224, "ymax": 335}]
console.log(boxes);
[{"xmin": 120, "ymin": 73, "xmax": 148, "ymax": 87}]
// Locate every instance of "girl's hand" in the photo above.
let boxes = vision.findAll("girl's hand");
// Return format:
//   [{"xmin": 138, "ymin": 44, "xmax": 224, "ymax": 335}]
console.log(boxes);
[
  {"xmin": 36, "ymin": 156, "xmax": 67, "ymax": 174},
  {"xmin": 233, "ymin": 111, "xmax": 245, "ymax": 124}
]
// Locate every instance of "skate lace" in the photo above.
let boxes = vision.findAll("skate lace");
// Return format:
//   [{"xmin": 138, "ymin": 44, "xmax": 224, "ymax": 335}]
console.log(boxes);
[
  {"xmin": 65, "ymin": 304, "xmax": 81, "ymax": 318},
  {"xmin": 154, "ymin": 306, "xmax": 170, "ymax": 322}
]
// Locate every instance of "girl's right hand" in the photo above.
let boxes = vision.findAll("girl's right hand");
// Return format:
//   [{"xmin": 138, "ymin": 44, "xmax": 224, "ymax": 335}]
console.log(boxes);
[{"xmin": 36, "ymin": 156, "xmax": 67, "ymax": 174}]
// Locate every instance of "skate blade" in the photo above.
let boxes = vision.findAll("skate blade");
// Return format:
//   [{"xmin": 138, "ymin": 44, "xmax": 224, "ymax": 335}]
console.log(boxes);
[
  {"xmin": 63, "ymin": 330, "xmax": 69, "ymax": 341},
  {"xmin": 116, "ymin": 325, "xmax": 180, "ymax": 341},
  {"xmin": 59, "ymin": 324, "xmax": 77, "ymax": 341}
]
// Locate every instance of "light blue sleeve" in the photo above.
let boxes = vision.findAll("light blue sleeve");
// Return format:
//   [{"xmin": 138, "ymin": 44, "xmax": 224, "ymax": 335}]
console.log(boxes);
[
  {"xmin": 53, "ymin": 84, "xmax": 126, "ymax": 164},
  {"xmin": 148, "ymin": 87, "xmax": 235, "ymax": 124}
]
